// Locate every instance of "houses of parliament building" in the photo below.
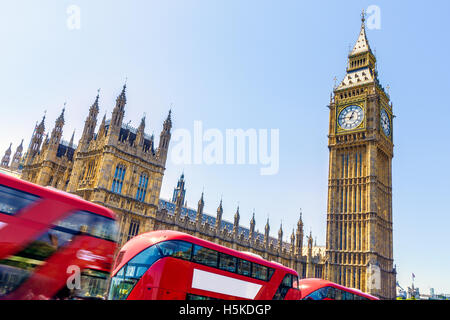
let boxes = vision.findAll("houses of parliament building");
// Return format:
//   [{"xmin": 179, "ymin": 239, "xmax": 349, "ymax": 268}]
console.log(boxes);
[{"xmin": 0, "ymin": 13, "xmax": 395, "ymax": 299}]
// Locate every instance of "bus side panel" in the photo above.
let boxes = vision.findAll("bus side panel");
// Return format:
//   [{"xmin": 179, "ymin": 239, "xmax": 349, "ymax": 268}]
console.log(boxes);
[
  {"xmin": 253, "ymin": 270, "xmax": 284, "ymax": 300},
  {"xmin": 127, "ymin": 258, "xmax": 191, "ymax": 300},
  {"xmin": 158, "ymin": 258, "xmax": 193, "ymax": 299},
  {"xmin": 284, "ymin": 288, "xmax": 301, "ymax": 300}
]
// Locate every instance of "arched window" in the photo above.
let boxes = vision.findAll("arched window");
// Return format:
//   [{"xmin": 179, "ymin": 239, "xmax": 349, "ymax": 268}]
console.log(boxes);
[
  {"xmin": 111, "ymin": 164, "xmax": 126, "ymax": 194},
  {"xmin": 86, "ymin": 160, "xmax": 96, "ymax": 180},
  {"xmin": 135, "ymin": 173, "xmax": 149, "ymax": 202}
]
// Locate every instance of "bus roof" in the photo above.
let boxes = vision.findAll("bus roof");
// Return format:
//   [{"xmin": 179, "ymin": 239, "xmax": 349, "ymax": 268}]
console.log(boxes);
[
  {"xmin": 0, "ymin": 172, "xmax": 116, "ymax": 220},
  {"xmin": 298, "ymin": 278, "xmax": 379, "ymax": 300},
  {"xmin": 119, "ymin": 230, "xmax": 298, "ymax": 274}
]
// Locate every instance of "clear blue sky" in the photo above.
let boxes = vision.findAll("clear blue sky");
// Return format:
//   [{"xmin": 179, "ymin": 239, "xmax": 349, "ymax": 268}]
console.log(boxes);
[{"xmin": 1, "ymin": 0, "xmax": 449, "ymax": 293}]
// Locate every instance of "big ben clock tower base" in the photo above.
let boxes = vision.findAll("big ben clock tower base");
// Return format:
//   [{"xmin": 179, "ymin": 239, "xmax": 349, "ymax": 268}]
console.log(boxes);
[{"xmin": 324, "ymin": 11, "xmax": 396, "ymax": 300}]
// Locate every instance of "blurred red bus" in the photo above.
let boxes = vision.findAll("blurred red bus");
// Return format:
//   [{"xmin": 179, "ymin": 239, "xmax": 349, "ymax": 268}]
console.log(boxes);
[
  {"xmin": 299, "ymin": 278, "xmax": 379, "ymax": 300},
  {"xmin": 108, "ymin": 230, "xmax": 300, "ymax": 300},
  {"xmin": 0, "ymin": 173, "xmax": 118, "ymax": 300}
]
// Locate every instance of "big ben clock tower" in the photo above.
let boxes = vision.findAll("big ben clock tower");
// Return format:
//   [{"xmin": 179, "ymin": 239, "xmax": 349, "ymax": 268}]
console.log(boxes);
[{"xmin": 325, "ymin": 11, "xmax": 396, "ymax": 299}]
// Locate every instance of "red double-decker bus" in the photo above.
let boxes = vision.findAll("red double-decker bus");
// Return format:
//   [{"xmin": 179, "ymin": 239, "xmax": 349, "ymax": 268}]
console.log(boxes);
[
  {"xmin": 0, "ymin": 173, "xmax": 119, "ymax": 300},
  {"xmin": 108, "ymin": 230, "xmax": 301, "ymax": 300},
  {"xmin": 299, "ymin": 278, "xmax": 379, "ymax": 300}
]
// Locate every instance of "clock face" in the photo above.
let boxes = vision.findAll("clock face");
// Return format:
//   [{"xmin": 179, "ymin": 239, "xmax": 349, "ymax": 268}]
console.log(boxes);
[
  {"xmin": 380, "ymin": 109, "xmax": 391, "ymax": 136},
  {"xmin": 338, "ymin": 105, "xmax": 364, "ymax": 130}
]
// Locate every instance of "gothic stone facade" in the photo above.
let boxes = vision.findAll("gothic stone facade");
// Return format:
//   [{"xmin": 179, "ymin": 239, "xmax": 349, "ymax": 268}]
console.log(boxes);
[
  {"xmin": 19, "ymin": 85, "xmax": 326, "ymax": 280},
  {"xmin": 21, "ymin": 85, "xmax": 171, "ymax": 248}
]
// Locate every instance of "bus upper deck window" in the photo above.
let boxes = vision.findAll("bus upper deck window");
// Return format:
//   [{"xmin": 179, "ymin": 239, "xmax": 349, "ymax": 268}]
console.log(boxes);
[
  {"xmin": 158, "ymin": 241, "xmax": 192, "ymax": 261},
  {"xmin": 192, "ymin": 245, "xmax": 218, "ymax": 268},
  {"xmin": 0, "ymin": 185, "xmax": 39, "ymax": 216}
]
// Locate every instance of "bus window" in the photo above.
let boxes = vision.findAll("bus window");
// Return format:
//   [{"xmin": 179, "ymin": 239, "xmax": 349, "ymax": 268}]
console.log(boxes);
[
  {"xmin": 192, "ymin": 245, "xmax": 218, "ymax": 268},
  {"xmin": 326, "ymin": 286, "xmax": 336, "ymax": 299},
  {"xmin": 53, "ymin": 211, "xmax": 117, "ymax": 242},
  {"xmin": 109, "ymin": 244, "xmax": 162, "ymax": 300},
  {"xmin": 186, "ymin": 294, "xmax": 219, "ymax": 300},
  {"xmin": 343, "ymin": 290, "xmax": 354, "ymax": 300},
  {"xmin": 54, "ymin": 211, "xmax": 92, "ymax": 234},
  {"xmin": 273, "ymin": 274, "xmax": 293, "ymax": 300},
  {"xmin": 0, "ymin": 184, "xmax": 39, "ymax": 216},
  {"xmin": 305, "ymin": 286, "xmax": 329, "ymax": 300},
  {"xmin": 334, "ymin": 287, "xmax": 343, "ymax": 300},
  {"xmin": 158, "ymin": 241, "xmax": 192, "ymax": 260},
  {"xmin": 252, "ymin": 263, "xmax": 268, "ymax": 281},
  {"xmin": 218, "ymin": 253, "xmax": 237, "ymax": 273},
  {"xmin": 237, "ymin": 259, "xmax": 251, "ymax": 277},
  {"xmin": 74, "ymin": 269, "xmax": 110, "ymax": 300},
  {"xmin": 292, "ymin": 275, "xmax": 299, "ymax": 289},
  {"xmin": 90, "ymin": 215, "xmax": 118, "ymax": 242}
]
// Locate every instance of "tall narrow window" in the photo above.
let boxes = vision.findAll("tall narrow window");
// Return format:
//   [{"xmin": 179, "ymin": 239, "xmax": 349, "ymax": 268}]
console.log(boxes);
[
  {"xmin": 136, "ymin": 173, "xmax": 148, "ymax": 202},
  {"xmin": 346, "ymin": 154, "xmax": 349, "ymax": 178},
  {"xmin": 111, "ymin": 164, "xmax": 126, "ymax": 194},
  {"xmin": 127, "ymin": 219, "xmax": 140, "ymax": 241},
  {"xmin": 359, "ymin": 152, "xmax": 363, "ymax": 176}
]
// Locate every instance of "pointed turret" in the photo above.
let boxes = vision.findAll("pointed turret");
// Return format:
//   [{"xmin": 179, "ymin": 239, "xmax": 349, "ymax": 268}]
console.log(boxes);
[
  {"xmin": 215, "ymin": 198, "xmax": 223, "ymax": 231},
  {"xmin": 174, "ymin": 175, "xmax": 186, "ymax": 221},
  {"xmin": 10, "ymin": 139, "xmax": 24, "ymax": 171},
  {"xmin": 67, "ymin": 130, "xmax": 75, "ymax": 152},
  {"xmin": 278, "ymin": 222, "xmax": 283, "ymax": 242},
  {"xmin": 278, "ymin": 222, "xmax": 283, "ymax": 254},
  {"xmin": 290, "ymin": 229, "xmax": 295, "ymax": 252},
  {"xmin": 108, "ymin": 84, "xmax": 127, "ymax": 142},
  {"xmin": 97, "ymin": 113, "xmax": 107, "ymax": 138},
  {"xmin": 350, "ymin": 10, "xmax": 372, "ymax": 56},
  {"xmin": 25, "ymin": 114, "xmax": 46, "ymax": 164},
  {"xmin": 196, "ymin": 191, "xmax": 204, "ymax": 228},
  {"xmin": 336, "ymin": 10, "xmax": 378, "ymax": 92},
  {"xmin": 264, "ymin": 218, "xmax": 270, "ymax": 246},
  {"xmin": 295, "ymin": 210, "xmax": 304, "ymax": 256},
  {"xmin": 49, "ymin": 106, "xmax": 65, "ymax": 146},
  {"xmin": 80, "ymin": 91, "xmax": 100, "ymax": 148},
  {"xmin": 249, "ymin": 210, "xmax": 255, "ymax": 241},
  {"xmin": 233, "ymin": 205, "xmax": 240, "ymax": 237},
  {"xmin": 1, "ymin": 143, "xmax": 12, "ymax": 168},
  {"xmin": 172, "ymin": 172, "xmax": 186, "ymax": 205},
  {"xmin": 136, "ymin": 114, "xmax": 146, "ymax": 147},
  {"xmin": 158, "ymin": 110, "xmax": 172, "ymax": 164}
]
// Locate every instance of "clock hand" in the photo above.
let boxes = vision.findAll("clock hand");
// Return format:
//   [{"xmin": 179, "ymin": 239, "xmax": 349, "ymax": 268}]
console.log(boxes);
[{"xmin": 349, "ymin": 111, "xmax": 355, "ymax": 121}]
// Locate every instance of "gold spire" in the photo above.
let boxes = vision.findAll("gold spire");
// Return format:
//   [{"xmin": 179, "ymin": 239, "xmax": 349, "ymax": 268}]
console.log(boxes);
[{"xmin": 350, "ymin": 9, "xmax": 372, "ymax": 56}]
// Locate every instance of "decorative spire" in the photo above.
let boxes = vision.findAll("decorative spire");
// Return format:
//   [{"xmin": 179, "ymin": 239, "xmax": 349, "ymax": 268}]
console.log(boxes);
[
  {"xmin": 297, "ymin": 209, "xmax": 304, "ymax": 230},
  {"xmin": 198, "ymin": 191, "xmax": 204, "ymax": 206},
  {"xmin": 119, "ymin": 82, "xmax": 127, "ymax": 101},
  {"xmin": 17, "ymin": 139, "xmax": 23, "ymax": 151},
  {"xmin": 38, "ymin": 112, "xmax": 46, "ymax": 129},
  {"xmin": 69, "ymin": 130, "xmax": 75, "ymax": 148},
  {"xmin": 233, "ymin": 205, "xmax": 240, "ymax": 235},
  {"xmin": 59, "ymin": 103, "xmax": 66, "ymax": 120},
  {"xmin": 278, "ymin": 222, "xmax": 283, "ymax": 239},
  {"xmin": 1, "ymin": 143, "xmax": 12, "ymax": 168},
  {"xmin": 97, "ymin": 112, "xmax": 107, "ymax": 137},
  {"xmin": 163, "ymin": 109, "xmax": 172, "ymax": 131},
  {"xmin": 350, "ymin": 9, "xmax": 372, "ymax": 56},
  {"xmin": 215, "ymin": 197, "xmax": 223, "ymax": 232}
]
